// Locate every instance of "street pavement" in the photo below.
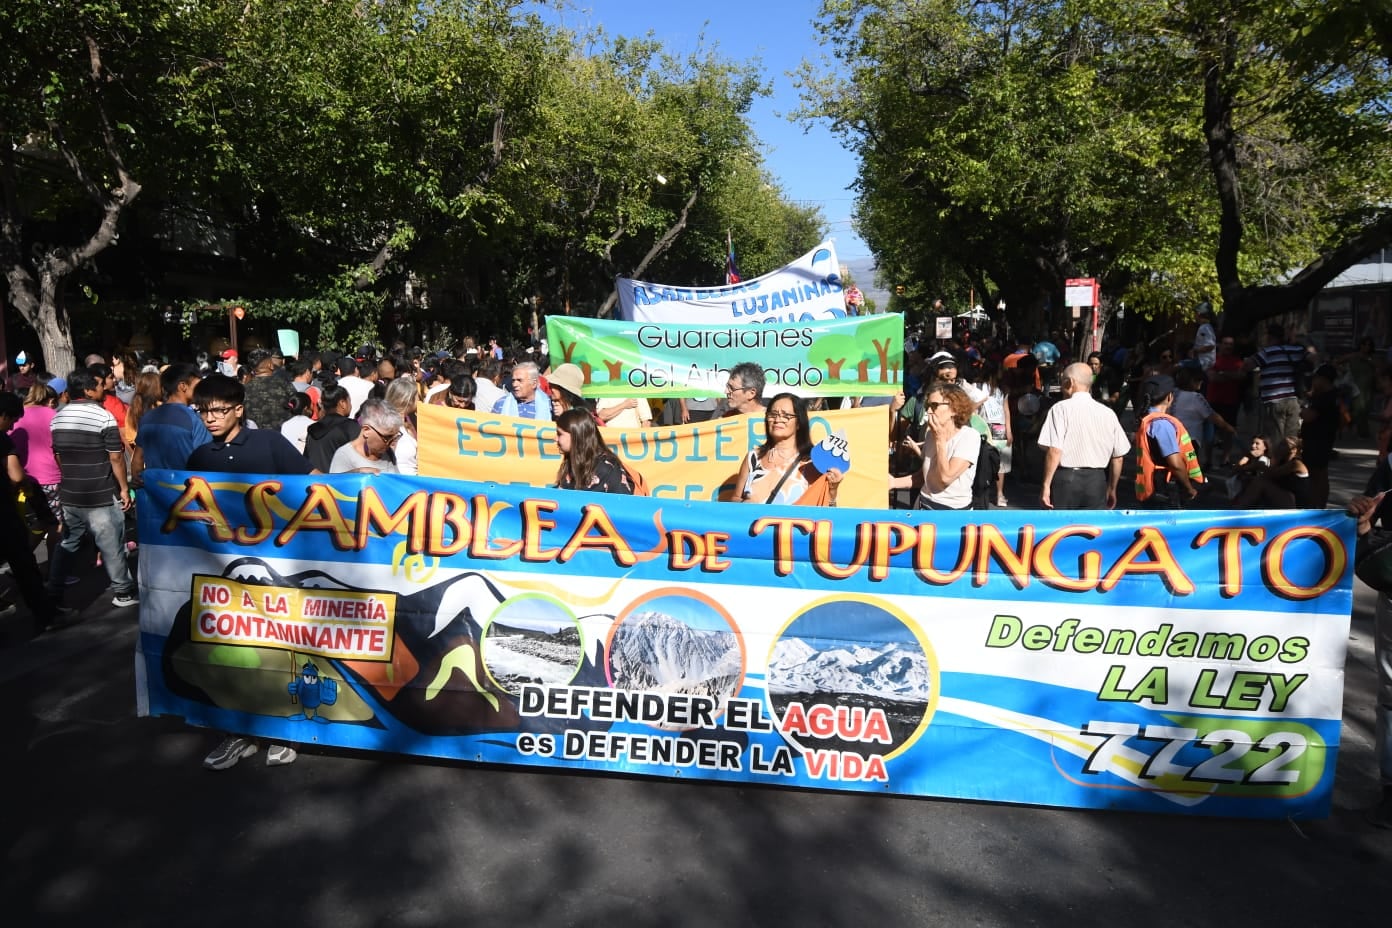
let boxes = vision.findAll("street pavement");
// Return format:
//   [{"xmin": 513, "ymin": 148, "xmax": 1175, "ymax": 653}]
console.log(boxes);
[{"xmin": 1, "ymin": 436, "xmax": 1389, "ymax": 928}]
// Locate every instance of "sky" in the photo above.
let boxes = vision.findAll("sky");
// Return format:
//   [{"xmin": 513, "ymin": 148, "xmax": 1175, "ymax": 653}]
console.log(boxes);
[{"xmin": 540, "ymin": 0, "xmax": 871, "ymax": 263}]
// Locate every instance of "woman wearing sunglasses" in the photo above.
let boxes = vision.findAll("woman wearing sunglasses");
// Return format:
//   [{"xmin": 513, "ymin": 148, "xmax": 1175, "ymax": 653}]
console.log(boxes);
[
  {"xmin": 329, "ymin": 398, "xmax": 403, "ymax": 474},
  {"xmin": 889, "ymin": 382, "xmax": 981, "ymax": 510},
  {"xmin": 734, "ymin": 392, "xmax": 844, "ymax": 507}
]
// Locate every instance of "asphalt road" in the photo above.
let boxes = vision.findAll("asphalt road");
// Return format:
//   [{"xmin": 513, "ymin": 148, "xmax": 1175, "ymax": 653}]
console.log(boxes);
[{"xmin": 1, "ymin": 441, "xmax": 1389, "ymax": 928}]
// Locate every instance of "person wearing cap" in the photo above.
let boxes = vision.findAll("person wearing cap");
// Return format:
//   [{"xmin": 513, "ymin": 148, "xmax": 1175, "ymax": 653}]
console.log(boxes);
[
  {"xmin": 10, "ymin": 351, "xmax": 36, "ymax": 395},
  {"xmin": 242, "ymin": 348, "xmax": 298, "ymax": 432},
  {"xmin": 1243, "ymin": 323, "xmax": 1308, "ymax": 443},
  {"xmin": 1300, "ymin": 363, "xmax": 1341, "ymax": 509},
  {"xmin": 1037, "ymin": 362, "xmax": 1131, "ymax": 510},
  {"xmin": 217, "ymin": 348, "xmax": 239, "ymax": 379},
  {"xmin": 899, "ymin": 351, "xmax": 985, "ymax": 447},
  {"xmin": 1134, "ymin": 374, "xmax": 1204, "ymax": 507}
]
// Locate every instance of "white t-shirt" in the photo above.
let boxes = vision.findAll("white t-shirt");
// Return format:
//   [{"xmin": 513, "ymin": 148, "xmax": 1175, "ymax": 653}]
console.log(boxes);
[
  {"xmin": 280, "ymin": 415, "xmax": 313, "ymax": 454},
  {"xmin": 918, "ymin": 426, "xmax": 980, "ymax": 510},
  {"xmin": 473, "ymin": 377, "xmax": 507, "ymax": 414},
  {"xmin": 330, "ymin": 441, "xmax": 397, "ymax": 474},
  {"xmin": 337, "ymin": 375, "xmax": 373, "ymax": 417},
  {"xmin": 395, "ymin": 431, "xmax": 418, "ymax": 475},
  {"xmin": 597, "ymin": 398, "xmax": 650, "ymax": 429},
  {"xmin": 1195, "ymin": 322, "xmax": 1217, "ymax": 370}
]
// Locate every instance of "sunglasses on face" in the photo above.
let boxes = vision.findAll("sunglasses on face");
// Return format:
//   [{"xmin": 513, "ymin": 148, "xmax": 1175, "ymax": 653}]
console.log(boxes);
[{"xmin": 367, "ymin": 424, "xmax": 401, "ymax": 446}]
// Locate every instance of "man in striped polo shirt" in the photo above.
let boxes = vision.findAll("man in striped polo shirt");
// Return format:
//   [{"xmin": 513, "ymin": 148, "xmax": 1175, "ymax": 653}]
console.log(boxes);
[
  {"xmin": 44, "ymin": 366, "xmax": 137, "ymax": 609},
  {"xmin": 1243, "ymin": 323, "xmax": 1308, "ymax": 443}
]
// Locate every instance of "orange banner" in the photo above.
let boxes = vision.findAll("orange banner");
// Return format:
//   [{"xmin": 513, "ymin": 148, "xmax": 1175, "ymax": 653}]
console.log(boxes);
[{"xmin": 417, "ymin": 405, "xmax": 890, "ymax": 507}]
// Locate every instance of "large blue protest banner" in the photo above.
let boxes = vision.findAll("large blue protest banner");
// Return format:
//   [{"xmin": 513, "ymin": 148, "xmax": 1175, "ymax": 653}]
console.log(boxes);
[{"xmin": 136, "ymin": 471, "xmax": 1354, "ymax": 819}]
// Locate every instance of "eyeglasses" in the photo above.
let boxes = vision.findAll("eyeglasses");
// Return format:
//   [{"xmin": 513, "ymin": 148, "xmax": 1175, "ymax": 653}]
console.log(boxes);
[
  {"xmin": 765, "ymin": 411, "xmax": 797, "ymax": 422},
  {"xmin": 197, "ymin": 405, "xmax": 239, "ymax": 418},
  {"xmin": 725, "ymin": 382, "xmax": 750, "ymax": 395},
  {"xmin": 924, "ymin": 401, "xmax": 949, "ymax": 411},
  {"xmin": 367, "ymin": 424, "xmax": 401, "ymax": 446},
  {"xmin": 445, "ymin": 394, "xmax": 474, "ymax": 409}
]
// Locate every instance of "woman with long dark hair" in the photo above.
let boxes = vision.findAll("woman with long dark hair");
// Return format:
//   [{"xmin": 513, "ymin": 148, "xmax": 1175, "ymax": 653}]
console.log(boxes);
[
  {"xmin": 733, "ymin": 392, "xmax": 844, "ymax": 506},
  {"xmin": 554, "ymin": 408, "xmax": 633, "ymax": 494}
]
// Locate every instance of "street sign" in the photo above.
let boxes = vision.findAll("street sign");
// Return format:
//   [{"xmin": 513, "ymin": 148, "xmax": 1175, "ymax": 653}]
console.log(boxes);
[{"xmin": 1064, "ymin": 278, "xmax": 1097, "ymax": 307}]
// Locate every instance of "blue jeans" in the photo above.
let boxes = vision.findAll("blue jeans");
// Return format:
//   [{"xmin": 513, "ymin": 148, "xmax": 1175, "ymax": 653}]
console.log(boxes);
[{"xmin": 45, "ymin": 501, "xmax": 134, "ymax": 598}]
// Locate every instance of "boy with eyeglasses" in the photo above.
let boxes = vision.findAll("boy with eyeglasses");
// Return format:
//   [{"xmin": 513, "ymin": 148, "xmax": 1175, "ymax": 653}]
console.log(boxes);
[
  {"xmin": 187, "ymin": 375, "xmax": 320, "ymax": 477},
  {"xmin": 185, "ymin": 374, "xmax": 318, "ymax": 771}
]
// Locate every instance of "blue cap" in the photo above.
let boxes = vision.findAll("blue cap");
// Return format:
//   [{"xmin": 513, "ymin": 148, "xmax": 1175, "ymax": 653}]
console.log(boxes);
[
  {"xmin": 48, "ymin": 376, "xmax": 67, "ymax": 394},
  {"xmin": 15, "ymin": 351, "xmax": 27, "ymax": 365}
]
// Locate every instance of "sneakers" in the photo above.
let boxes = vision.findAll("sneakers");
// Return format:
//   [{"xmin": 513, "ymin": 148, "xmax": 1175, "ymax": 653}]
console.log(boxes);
[
  {"xmin": 203, "ymin": 735, "xmax": 257, "ymax": 770},
  {"xmin": 65, "ymin": 575, "xmax": 80, "ymax": 585},
  {"xmin": 265, "ymin": 744, "xmax": 298, "ymax": 767},
  {"xmin": 111, "ymin": 592, "xmax": 139, "ymax": 608}
]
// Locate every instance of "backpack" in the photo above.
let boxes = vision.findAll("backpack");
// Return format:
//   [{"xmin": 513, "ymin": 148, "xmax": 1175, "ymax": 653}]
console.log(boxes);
[{"xmin": 972, "ymin": 438, "xmax": 1001, "ymax": 510}]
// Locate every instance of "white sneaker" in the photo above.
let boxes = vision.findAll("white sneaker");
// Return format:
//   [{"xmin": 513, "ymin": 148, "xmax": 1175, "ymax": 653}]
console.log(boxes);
[
  {"xmin": 203, "ymin": 735, "xmax": 257, "ymax": 770},
  {"xmin": 265, "ymin": 744, "xmax": 298, "ymax": 766}
]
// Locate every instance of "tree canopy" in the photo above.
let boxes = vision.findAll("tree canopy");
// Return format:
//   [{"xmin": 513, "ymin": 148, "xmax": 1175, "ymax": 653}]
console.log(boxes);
[
  {"xmin": 1, "ymin": 0, "xmax": 824, "ymax": 368},
  {"xmin": 800, "ymin": 0, "xmax": 1392, "ymax": 335}
]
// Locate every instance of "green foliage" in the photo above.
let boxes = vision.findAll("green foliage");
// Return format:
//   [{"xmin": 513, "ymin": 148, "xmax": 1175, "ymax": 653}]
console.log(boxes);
[
  {"xmin": 3, "ymin": 0, "xmax": 825, "ymax": 364},
  {"xmin": 802, "ymin": 0, "xmax": 1392, "ymax": 333}
]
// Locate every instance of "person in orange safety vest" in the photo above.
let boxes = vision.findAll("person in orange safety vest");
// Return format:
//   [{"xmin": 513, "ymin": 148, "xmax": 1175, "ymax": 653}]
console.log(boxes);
[{"xmin": 1134, "ymin": 374, "xmax": 1204, "ymax": 507}]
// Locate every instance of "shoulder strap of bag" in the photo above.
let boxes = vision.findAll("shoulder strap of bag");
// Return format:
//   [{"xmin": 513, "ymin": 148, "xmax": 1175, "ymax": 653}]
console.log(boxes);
[{"xmin": 764, "ymin": 456, "xmax": 803, "ymax": 504}]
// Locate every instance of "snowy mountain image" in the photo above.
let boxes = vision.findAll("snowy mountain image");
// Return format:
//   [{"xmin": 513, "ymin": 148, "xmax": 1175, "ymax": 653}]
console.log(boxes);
[
  {"xmin": 608, "ymin": 610, "xmax": 743, "ymax": 709},
  {"xmin": 768, "ymin": 637, "xmax": 931, "ymax": 701},
  {"xmin": 483, "ymin": 621, "xmax": 583, "ymax": 694},
  {"xmin": 767, "ymin": 634, "xmax": 933, "ymax": 757}
]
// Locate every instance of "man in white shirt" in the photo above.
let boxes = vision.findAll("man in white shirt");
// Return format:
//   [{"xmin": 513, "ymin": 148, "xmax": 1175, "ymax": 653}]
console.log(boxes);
[
  {"xmin": 1038, "ymin": 362, "xmax": 1132, "ymax": 509},
  {"xmin": 335, "ymin": 357, "xmax": 373, "ymax": 417},
  {"xmin": 1193, "ymin": 304, "xmax": 1217, "ymax": 371},
  {"xmin": 473, "ymin": 358, "xmax": 507, "ymax": 414}
]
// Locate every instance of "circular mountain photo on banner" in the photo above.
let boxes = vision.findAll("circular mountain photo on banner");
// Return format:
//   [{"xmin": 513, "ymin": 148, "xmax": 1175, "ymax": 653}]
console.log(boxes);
[
  {"xmin": 766, "ymin": 598, "xmax": 937, "ymax": 759},
  {"xmin": 482, "ymin": 594, "xmax": 584, "ymax": 696},
  {"xmin": 606, "ymin": 589, "xmax": 745, "ymax": 730}
]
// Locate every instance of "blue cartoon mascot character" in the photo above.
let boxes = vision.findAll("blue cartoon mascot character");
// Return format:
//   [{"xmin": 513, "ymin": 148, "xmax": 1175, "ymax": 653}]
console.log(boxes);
[{"xmin": 287, "ymin": 660, "xmax": 338, "ymax": 722}]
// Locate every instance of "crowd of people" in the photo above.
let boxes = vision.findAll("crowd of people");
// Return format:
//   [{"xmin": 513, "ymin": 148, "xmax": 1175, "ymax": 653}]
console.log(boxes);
[{"xmin": 0, "ymin": 322, "xmax": 1388, "ymax": 819}]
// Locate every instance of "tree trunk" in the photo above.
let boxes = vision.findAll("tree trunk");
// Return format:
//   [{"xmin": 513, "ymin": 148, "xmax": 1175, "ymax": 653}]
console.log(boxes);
[
  {"xmin": 0, "ymin": 34, "xmax": 137, "ymax": 378},
  {"xmin": 597, "ymin": 188, "xmax": 700, "ymax": 318}
]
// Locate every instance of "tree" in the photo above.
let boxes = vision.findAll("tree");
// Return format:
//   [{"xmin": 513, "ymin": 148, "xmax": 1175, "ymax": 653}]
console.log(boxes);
[
  {"xmin": 0, "ymin": 0, "xmax": 215, "ymax": 375},
  {"xmin": 802, "ymin": 0, "xmax": 1392, "ymax": 337}
]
